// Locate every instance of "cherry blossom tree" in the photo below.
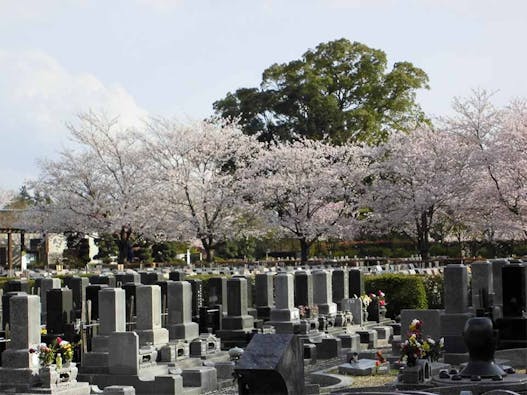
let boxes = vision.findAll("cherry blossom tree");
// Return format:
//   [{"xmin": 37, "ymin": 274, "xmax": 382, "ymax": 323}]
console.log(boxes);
[
  {"xmin": 29, "ymin": 112, "xmax": 160, "ymax": 263},
  {"xmin": 243, "ymin": 138, "xmax": 366, "ymax": 262},
  {"xmin": 445, "ymin": 90, "xmax": 527, "ymax": 239},
  {"xmin": 141, "ymin": 119, "xmax": 261, "ymax": 262},
  {"xmin": 0, "ymin": 189, "xmax": 15, "ymax": 209},
  {"xmin": 366, "ymin": 126, "xmax": 472, "ymax": 260}
]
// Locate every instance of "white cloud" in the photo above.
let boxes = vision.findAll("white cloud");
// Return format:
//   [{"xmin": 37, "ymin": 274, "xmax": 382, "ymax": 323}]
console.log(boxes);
[{"xmin": 0, "ymin": 49, "xmax": 148, "ymax": 189}]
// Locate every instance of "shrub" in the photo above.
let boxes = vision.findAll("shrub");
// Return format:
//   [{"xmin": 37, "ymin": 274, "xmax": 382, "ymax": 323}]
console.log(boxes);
[
  {"xmin": 421, "ymin": 274, "xmax": 444, "ymax": 309},
  {"xmin": 365, "ymin": 274, "xmax": 427, "ymax": 318}
]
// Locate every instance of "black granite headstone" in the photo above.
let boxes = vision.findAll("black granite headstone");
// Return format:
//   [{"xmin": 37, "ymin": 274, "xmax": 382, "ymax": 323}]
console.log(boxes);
[
  {"xmin": 348, "ymin": 269, "xmax": 364, "ymax": 297},
  {"xmin": 199, "ymin": 305, "xmax": 222, "ymax": 334},
  {"xmin": 168, "ymin": 271, "xmax": 186, "ymax": 282},
  {"xmin": 1, "ymin": 291, "xmax": 26, "ymax": 330},
  {"xmin": 207, "ymin": 277, "xmax": 227, "ymax": 307},
  {"xmin": 294, "ymin": 271, "xmax": 313, "ymax": 307},
  {"xmin": 115, "ymin": 272, "xmax": 139, "ymax": 286},
  {"xmin": 63, "ymin": 276, "xmax": 88, "ymax": 320},
  {"xmin": 4, "ymin": 279, "xmax": 30, "ymax": 293},
  {"xmin": 233, "ymin": 275, "xmax": 254, "ymax": 309},
  {"xmin": 502, "ymin": 263, "xmax": 526, "ymax": 317},
  {"xmin": 46, "ymin": 288, "xmax": 73, "ymax": 334},
  {"xmin": 85, "ymin": 284, "xmax": 108, "ymax": 321},
  {"xmin": 155, "ymin": 280, "xmax": 169, "ymax": 318},
  {"xmin": 186, "ymin": 279, "xmax": 203, "ymax": 319},
  {"xmin": 367, "ymin": 299, "xmax": 380, "ymax": 322},
  {"xmin": 89, "ymin": 275, "xmax": 116, "ymax": 288},
  {"xmin": 139, "ymin": 271, "xmax": 162, "ymax": 285},
  {"xmin": 235, "ymin": 333, "xmax": 304, "ymax": 394},
  {"xmin": 332, "ymin": 269, "xmax": 349, "ymax": 308},
  {"xmin": 122, "ymin": 282, "xmax": 140, "ymax": 321}
]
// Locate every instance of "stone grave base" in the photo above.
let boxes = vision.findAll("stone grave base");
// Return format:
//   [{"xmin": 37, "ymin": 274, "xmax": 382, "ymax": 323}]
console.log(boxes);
[
  {"xmin": 168, "ymin": 322, "xmax": 199, "ymax": 342},
  {"xmin": 267, "ymin": 320, "xmax": 300, "ymax": 334},
  {"xmin": 81, "ymin": 351, "xmax": 109, "ymax": 374},
  {"xmin": 215, "ymin": 329, "xmax": 254, "ymax": 349},
  {"xmin": 0, "ymin": 367, "xmax": 40, "ymax": 390},
  {"xmin": 136, "ymin": 328, "xmax": 169, "ymax": 347},
  {"xmin": 77, "ymin": 371, "xmax": 188, "ymax": 395},
  {"xmin": 221, "ymin": 315, "xmax": 254, "ymax": 331},
  {"xmin": 0, "ymin": 366, "xmax": 90, "ymax": 395}
]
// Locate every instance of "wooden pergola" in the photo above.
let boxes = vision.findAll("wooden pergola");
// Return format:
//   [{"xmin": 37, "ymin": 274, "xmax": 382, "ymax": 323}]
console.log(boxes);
[{"xmin": 0, "ymin": 210, "xmax": 26, "ymax": 273}]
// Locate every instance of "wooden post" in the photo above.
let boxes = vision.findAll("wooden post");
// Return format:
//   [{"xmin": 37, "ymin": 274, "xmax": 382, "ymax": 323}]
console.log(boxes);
[{"xmin": 7, "ymin": 231, "xmax": 13, "ymax": 274}]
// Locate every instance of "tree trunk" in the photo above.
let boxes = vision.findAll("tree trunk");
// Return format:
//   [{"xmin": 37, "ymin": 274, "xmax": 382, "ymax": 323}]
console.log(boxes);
[
  {"xmin": 205, "ymin": 247, "xmax": 214, "ymax": 263},
  {"xmin": 118, "ymin": 225, "xmax": 132, "ymax": 264},
  {"xmin": 299, "ymin": 238, "xmax": 310, "ymax": 263},
  {"xmin": 201, "ymin": 237, "xmax": 215, "ymax": 263},
  {"xmin": 416, "ymin": 210, "xmax": 432, "ymax": 262}
]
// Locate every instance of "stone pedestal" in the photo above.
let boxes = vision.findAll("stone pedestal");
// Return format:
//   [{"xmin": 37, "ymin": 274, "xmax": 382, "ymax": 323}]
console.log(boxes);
[
  {"xmin": 440, "ymin": 264, "xmax": 472, "ymax": 364},
  {"xmin": 217, "ymin": 278, "xmax": 254, "ymax": 348},
  {"xmin": 135, "ymin": 285, "xmax": 169, "ymax": 347},
  {"xmin": 269, "ymin": 273, "xmax": 300, "ymax": 333},
  {"xmin": 312, "ymin": 270, "xmax": 337, "ymax": 316},
  {"xmin": 82, "ymin": 288, "xmax": 126, "ymax": 373},
  {"xmin": 167, "ymin": 281, "xmax": 199, "ymax": 342}
]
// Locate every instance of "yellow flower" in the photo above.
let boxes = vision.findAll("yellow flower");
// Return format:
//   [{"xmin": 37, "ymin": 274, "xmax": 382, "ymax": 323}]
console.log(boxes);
[
  {"xmin": 422, "ymin": 342, "xmax": 430, "ymax": 352},
  {"xmin": 40, "ymin": 328, "xmax": 47, "ymax": 335}
]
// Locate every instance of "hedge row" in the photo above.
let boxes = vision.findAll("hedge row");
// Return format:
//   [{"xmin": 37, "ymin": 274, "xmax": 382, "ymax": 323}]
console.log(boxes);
[{"xmin": 365, "ymin": 273, "xmax": 438, "ymax": 318}]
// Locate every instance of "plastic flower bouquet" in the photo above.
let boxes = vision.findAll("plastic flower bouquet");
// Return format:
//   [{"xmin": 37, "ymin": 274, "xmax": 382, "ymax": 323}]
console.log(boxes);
[{"xmin": 400, "ymin": 319, "xmax": 443, "ymax": 365}]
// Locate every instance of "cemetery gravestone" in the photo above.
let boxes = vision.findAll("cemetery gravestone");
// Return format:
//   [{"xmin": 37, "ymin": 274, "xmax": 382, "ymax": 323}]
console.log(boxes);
[
  {"xmin": 349, "ymin": 269, "xmax": 364, "ymax": 297},
  {"xmin": 332, "ymin": 269, "xmax": 349, "ymax": 310},
  {"xmin": 312, "ymin": 270, "xmax": 337, "ymax": 316},
  {"xmin": 167, "ymin": 281, "xmax": 199, "ymax": 341},
  {"xmin": 471, "ymin": 261, "xmax": 493, "ymax": 311},
  {"xmin": 207, "ymin": 277, "xmax": 227, "ymax": 308},
  {"xmin": 269, "ymin": 273, "xmax": 300, "ymax": 333},
  {"xmin": 135, "ymin": 285, "xmax": 169, "ymax": 347},
  {"xmin": 294, "ymin": 270, "xmax": 313, "ymax": 308},
  {"xmin": 254, "ymin": 273, "xmax": 274, "ymax": 320},
  {"xmin": 440, "ymin": 264, "xmax": 472, "ymax": 364},
  {"xmin": 63, "ymin": 276, "xmax": 88, "ymax": 321},
  {"xmin": 46, "ymin": 288, "xmax": 73, "ymax": 335}
]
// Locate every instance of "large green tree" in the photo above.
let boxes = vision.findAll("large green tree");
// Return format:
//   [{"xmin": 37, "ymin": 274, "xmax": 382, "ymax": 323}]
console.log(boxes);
[{"xmin": 214, "ymin": 39, "xmax": 429, "ymax": 144}]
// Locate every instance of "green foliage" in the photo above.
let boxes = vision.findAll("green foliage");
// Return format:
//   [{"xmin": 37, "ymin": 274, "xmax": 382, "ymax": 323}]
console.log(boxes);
[
  {"xmin": 152, "ymin": 241, "xmax": 188, "ymax": 263},
  {"xmin": 365, "ymin": 274, "xmax": 427, "ymax": 318},
  {"xmin": 133, "ymin": 239, "xmax": 153, "ymax": 263},
  {"xmin": 214, "ymin": 38, "xmax": 429, "ymax": 145},
  {"xmin": 94, "ymin": 233, "xmax": 119, "ymax": 263},
  {"xmin": 421, "ymin": 274, "xmax": 444, "ymax": 309},
  {"xmin": 62, "ymin": 233, "xmax": 90, "ymax": 268},
  {"xmin": 216, "ymin": 237, "xmax": 257, "ymax": 260},
  {"xmin": 0, "ymin": 278, "xmax": 36, "ymax": 292}
]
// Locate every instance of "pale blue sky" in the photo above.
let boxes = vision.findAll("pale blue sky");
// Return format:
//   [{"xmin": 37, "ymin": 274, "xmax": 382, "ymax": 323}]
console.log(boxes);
[{"xmin": 1, "ymin": 0, "xmax": 526, "ymax": 190}]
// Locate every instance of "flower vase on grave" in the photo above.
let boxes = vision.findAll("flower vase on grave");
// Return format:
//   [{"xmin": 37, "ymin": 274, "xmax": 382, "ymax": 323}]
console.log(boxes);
[{"xmin": 406, "ymin": 354, "xmax": 417, "ymax": 367}]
